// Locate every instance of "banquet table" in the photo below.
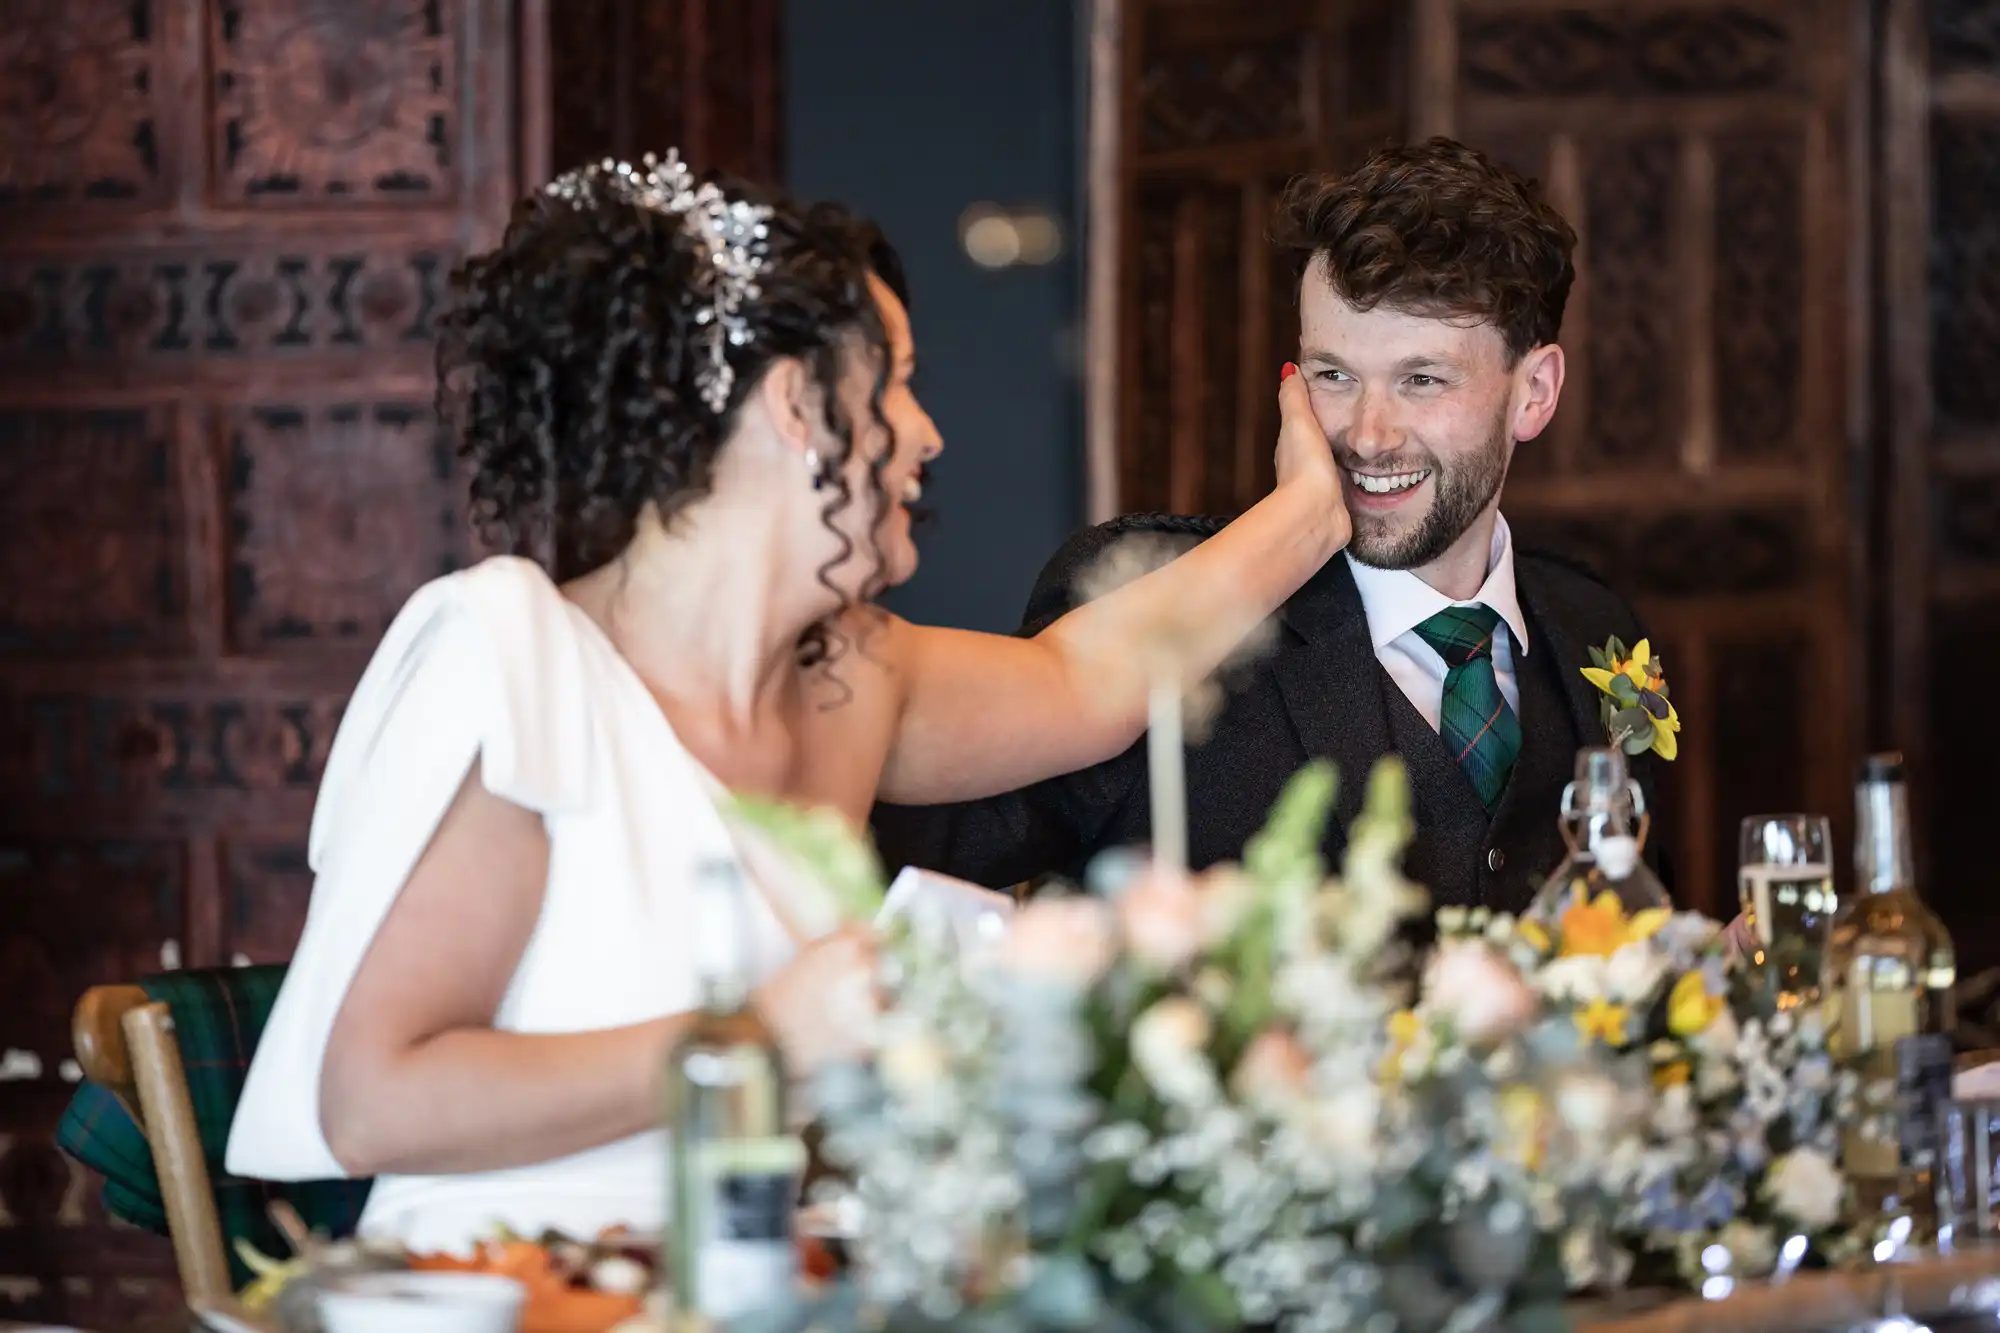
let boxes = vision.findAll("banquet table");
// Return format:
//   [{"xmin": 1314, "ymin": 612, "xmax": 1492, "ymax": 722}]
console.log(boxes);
[
  {"xmin": 12, "ymin": 1247, "xmax": 2000, "ymax": 1333},
  {"xmin": 1569, "ymin": 1247, "xmax": 2000, "ymax": 1333}
]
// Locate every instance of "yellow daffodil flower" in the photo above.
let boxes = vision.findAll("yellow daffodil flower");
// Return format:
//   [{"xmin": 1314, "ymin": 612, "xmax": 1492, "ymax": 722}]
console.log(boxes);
[
  {"xmin": 1557, "ymin": 887, "xmax": 1670, "ymax": 958},
  {"xmin": 1574, "ymin": 998, "xmax": 1630, "ymax": 1045},
  {"xmin": 1381, "ymin": 1008, "xmax": 1421, "ymax": 1081},
  {"xmin": 1667, "ymin": 969, "xmax": 1725, "ymax": 1036},
  {"xmin": 1498, "ymin": 1085, "xmax": 1546, "ymax": 1171},
  {"xmin": 1516, "ymin": 919, "xmax": 1552, "ymax": 955},
  {"xmin": 1581, "ymin": 638, "xmax": 1681, "ymax": 761}
]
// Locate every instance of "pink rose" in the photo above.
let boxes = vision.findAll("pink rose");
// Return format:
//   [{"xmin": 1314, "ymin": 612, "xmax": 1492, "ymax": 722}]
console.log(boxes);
[
  {"xmin": 1118, "ymin": 869, "xmax": 1207, "ymax": 971},
  {"xmin": 999, "ymin": 896, "xmax": 1117, "ymax": 987},
  {"xmin": 1231, "ymin": 1029, "xmax": 1314, "ymax": 1106},
  {"xmin": 1422, "ymin": 939, "xmax": 1539, "ymax": 1045}
]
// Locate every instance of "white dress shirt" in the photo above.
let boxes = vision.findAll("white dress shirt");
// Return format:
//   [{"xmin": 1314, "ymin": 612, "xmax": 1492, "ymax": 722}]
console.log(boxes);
[{"xmin": 1345, "ymin": 514, "xmax": 1529, "ymax": 733}]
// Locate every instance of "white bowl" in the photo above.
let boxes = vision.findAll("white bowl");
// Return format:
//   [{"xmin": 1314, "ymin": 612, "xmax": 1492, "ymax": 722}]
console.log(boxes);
[{"xmin": 317, "ymin": 1271, "xmax": 527, "ymax": 1333}]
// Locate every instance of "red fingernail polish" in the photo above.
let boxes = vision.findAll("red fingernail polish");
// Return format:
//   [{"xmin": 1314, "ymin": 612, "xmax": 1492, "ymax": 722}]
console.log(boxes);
[{"xmin": 1280, "ymin": 362, "xmax": 1297, "ymax": 381}]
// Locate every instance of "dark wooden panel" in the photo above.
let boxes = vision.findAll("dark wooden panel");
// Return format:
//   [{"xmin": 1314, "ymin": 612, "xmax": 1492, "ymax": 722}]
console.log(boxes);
[
  {"xmin": 1713, "ymin": 131, "xmax": 1804, "ymax": 460},
  {"xmin": 0, "ymin": 246, "xmax": 452, "ymax": 367},
  {"xmin": 1881, "ymin": 0, "xmax": 2000, "ymax": 955},
  {"xmin": 1707, "ymin": 633, "xmax": 1811, "ymax": 908},
  {"xmin": 1927, "ymin": 599, "xmax": 2000, "ymax": 973},
  {"xmin": 1509, "ymin": 507, "xmax": 1810, "ymax": 597},
  {"xmin": 209, "ymin": 0, "xmax": 461, "ymax": 207},
  {"xmin": 1929, "ymin": 119, "xmax": 2000, "ymax": 436},
  {"xmin": 0, "ymin": 409, "xmax": 190, "ymax": 658},
  {"xmin": 223, "ymin": 837, "xmax": 313, "ymax": 964},
  {"xmin": 1104, "ymin": 0, "xmax": 1395, "ymax": 521},
  {"xmin": 0, "ymin": 840, "xmax": 185, "ymax": 1082},
  {"xmin": 543, "ymin": 0, "xmax": 783, "ymax": 184},
  {"xmin": 226, "ymin": 400, "xmax": 462, "ymax": 651},
  {"xmin": 0, "ymin": 691, "xmax": 346, "ymax": 808},
  {"xmin": 1138, "ymin": 38, "xmax": 1310, "ymax": 153},
  {"xmin": 1459, "ymin": 5, "xmax": 1799, "ymax": 98},
  {"xmin": 1580, "ymin": 134, "xmax": 1683, "ymax": 465},
  {"xmin": 0, "ymin": 0, "xmax": 167, "ymax": 211}
]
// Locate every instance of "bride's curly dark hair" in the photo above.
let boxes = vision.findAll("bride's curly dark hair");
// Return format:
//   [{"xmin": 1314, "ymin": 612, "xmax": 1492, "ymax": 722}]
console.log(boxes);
[{"xmin": 437, "ymin": 169, "xmax": 907, "ymax": 665}]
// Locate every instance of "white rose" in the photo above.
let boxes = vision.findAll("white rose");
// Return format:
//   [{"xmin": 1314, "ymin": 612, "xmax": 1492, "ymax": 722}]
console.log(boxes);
[
  {"xmin": 1554, "ymin": 1070, "xmax": 1622, "ymax": 1142},
  {"xmin": 1652, "ymin": 1083, "xmax": 1697, "ymax": 1138},
  {"xmin": 1308, "ymin": 1084, "xmax": 1381, "ymax": 1164},
  {"xmin": 1131, "ymin": 997, "xmax": 1217, "ymax": 1105},
  {"xmin": 1692, "ymin": 1006, "xmax": 1740, "ymax": 1058},
  {"xmin": 1561, "ymin": 1227, "xmax": 1604, "ymax": 1290},
  {"xmin": 879, "ymin": 1035, "xmax": 948, "ymax": 1098},
  {"xmin": 1536, "ymin": 956, "xmax": 1607, "ymax": 1004},
  {"xmin": 1718, "ymin": 1220, "xmax": 1777, "ymax": 1276},
  {"xmin": 1422, "ymin": 940, "xmax": 1539, "ymax": 1045},
  {"xmin": 1605, "ymin": 942, "xmax": 1667, "ymax": 1004},
  {"xmin": 1764, "ymin": 1148, "xmax": 1843, "ymax": 1231}
]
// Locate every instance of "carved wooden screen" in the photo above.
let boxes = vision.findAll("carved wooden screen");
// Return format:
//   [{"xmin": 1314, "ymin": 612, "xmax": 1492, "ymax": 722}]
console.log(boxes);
[
  {"xmin": 533, "ymin": 0, "xmax": 782, "ymax": 183},
  {"xmin": 1090, "ymin": 0, "xmax": 1866, "ymax": 919},
  {"xmin": 1438, "ymin": 0, "xmax": 1867, "ymax": 918},
  {"xmin": 1087, "ymin": 0, "xmax": 1406, "ymax": 522},
  {"xmin": 0, "ymin": 0, "xmax": 781, "ymax": 1324},
  {"xmin": 1882, "ymin": 0, "xmax": 2000, "ymax": 971},
  {"xmin": 0, "ymin": 3, "xmax": 516, "ymax": 1322}
]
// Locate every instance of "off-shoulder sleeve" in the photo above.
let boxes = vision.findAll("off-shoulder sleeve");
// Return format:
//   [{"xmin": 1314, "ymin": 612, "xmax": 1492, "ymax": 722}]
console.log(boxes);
[{"xmin": 226, "ymin": 557, "xmax": 593, "ymax": 1181}]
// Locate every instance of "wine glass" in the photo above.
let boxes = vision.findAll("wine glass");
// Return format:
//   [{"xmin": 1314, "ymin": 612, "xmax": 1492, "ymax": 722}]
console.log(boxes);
[{"xmin": 1738, "ymin": 814, "xmax": 1837, "ymax": 1009}]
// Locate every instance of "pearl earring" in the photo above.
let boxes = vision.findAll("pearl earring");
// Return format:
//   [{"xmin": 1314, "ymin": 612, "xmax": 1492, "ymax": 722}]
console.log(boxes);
[{"xmin": 804, "ymin": 449, "xmax": 826, "ymax": 491}]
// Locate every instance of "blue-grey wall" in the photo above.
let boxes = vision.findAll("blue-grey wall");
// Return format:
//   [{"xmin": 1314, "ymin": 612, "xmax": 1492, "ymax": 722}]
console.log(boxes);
[{"xmin": 785, "ymin": 0, "xmax": 1084, "ymax": 633}]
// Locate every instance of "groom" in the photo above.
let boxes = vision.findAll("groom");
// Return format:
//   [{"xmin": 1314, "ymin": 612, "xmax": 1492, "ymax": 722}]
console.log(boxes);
[{"xmin": 872, "ymin": 138, "xmax": 1666, "ymax": 912}]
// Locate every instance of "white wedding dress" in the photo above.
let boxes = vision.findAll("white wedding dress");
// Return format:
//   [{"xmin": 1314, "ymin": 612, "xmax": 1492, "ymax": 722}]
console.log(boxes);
[{"xmin": 225, "ymin": 556, "xmax": 836, "ymax": 1252}]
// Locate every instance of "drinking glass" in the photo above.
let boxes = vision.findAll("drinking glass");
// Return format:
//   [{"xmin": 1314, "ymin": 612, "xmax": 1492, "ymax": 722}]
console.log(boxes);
[{"xmin": 1738, "ymin": 814, "xmax": 1837, "ymax": 1009}]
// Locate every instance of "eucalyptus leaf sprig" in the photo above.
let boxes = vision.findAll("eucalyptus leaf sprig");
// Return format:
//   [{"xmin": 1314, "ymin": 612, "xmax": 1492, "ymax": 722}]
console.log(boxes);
[{"xmin": 724, "ymin": 794, "xmax": 888, "ymax": 923}]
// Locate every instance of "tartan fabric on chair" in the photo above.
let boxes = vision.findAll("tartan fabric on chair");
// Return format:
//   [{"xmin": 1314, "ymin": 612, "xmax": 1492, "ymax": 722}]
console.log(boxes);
[{"xmin": 56, "ymin": 965, "xmax": 373, "ymax": 1287}]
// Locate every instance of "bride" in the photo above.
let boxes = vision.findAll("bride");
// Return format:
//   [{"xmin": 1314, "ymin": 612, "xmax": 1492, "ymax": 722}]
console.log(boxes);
[{"xmin": 226, "ymin": 154, "xmax": 1347, "ymax": 1251}]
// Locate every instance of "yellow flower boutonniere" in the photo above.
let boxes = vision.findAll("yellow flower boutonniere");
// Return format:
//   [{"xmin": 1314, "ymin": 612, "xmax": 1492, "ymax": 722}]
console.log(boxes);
[{"xmin": 1580, "ymin": 636, "xmax": 1681, "ymax": 761}]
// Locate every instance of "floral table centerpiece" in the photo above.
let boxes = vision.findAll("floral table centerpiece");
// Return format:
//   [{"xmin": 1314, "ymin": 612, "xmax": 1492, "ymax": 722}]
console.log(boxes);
[{"xmin": 731, "ymin": 755, "xmax": 1888, "ymax": 1333}]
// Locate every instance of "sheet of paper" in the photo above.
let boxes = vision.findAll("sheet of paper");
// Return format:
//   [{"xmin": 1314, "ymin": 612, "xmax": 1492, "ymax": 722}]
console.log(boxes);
[
  {"xmin": 876, "ymin": 866, "xmax": 1014, "ymax": 950},
  {"xmin": 1954, "ymin": 1061, "xmax": 2000, "ymax": 1100}
]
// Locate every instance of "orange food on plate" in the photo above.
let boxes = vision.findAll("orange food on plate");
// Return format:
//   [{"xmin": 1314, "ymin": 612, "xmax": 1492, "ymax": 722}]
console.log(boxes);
[
  {"xmin": 798, "ymin": 1233, "xmax": 838, "ymax": 1282},
  {"xmin": 408, "ymin": 1240, "xmax": 644, "ymax": 1333},
  {"xmin": 519, "ymin": 1288, "xmax": 646, "ymax": 1333}
]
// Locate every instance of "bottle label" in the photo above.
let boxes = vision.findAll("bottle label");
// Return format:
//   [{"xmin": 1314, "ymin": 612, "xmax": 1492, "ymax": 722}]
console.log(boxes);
[
  {"xmin": 1896, "ymin": 1032, "xmax": 1955, "ymax": 1170},
  {"xmin": 1593, "ymin": 835, "xmax": 1639, "ymax": 879},
  {"xmin": 691, "ymin": 1136, "xmax": 804, "ymax": 1319},
  {"xmin": 1835, "ymin": 989, "xmax": 1917, "ymax": 1178}
]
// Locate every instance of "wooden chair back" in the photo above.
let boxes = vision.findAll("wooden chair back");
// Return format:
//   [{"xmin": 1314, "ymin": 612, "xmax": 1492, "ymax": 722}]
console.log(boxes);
[{"xmin": 72, "ymin": 984, "xmax": 233, "ymax": 1308}]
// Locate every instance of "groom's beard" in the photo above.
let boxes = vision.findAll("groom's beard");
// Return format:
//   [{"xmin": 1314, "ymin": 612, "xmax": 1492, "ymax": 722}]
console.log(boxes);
[{"xmin": 1345, "ymin": 411, "xmax": 1511, "ymax": 571}]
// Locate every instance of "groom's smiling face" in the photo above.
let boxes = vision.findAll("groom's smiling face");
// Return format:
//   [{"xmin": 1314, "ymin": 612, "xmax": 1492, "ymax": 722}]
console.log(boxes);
[{"xmin": 1297, "ymin": 257, "xmax": 1561, "ymax": 574}]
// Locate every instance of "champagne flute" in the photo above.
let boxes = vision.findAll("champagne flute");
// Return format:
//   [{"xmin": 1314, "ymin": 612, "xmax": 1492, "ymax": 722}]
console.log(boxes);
[{"xmin": 1738, "ymin": 814, "xmax": 1837, "ymax": 1010}]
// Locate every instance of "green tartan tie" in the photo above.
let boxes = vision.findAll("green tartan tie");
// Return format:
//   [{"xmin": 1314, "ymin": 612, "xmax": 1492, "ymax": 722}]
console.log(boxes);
[{"xmin": 1414, "ymin": 604, "xmax": 1521, "ymax": 813}]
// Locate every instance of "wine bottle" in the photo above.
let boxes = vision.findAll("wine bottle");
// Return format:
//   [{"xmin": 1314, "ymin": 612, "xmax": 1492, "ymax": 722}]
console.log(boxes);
[
  {"xmin": 665, "ymin": 857, "xmax": 803, "ymax": 1322},
  {"xmin": 1823, "ymin": 753, "xmax": 1957, "ymax": 1235}
]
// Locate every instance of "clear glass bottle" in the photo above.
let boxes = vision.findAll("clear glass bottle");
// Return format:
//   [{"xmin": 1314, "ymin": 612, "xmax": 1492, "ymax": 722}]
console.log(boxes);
[
  {"xmin": 1523, "ymin": 747, "xmax": 1671, "ymax": 926},
  {"xmin": 1824, "ymin": 753, "xmax": 1957, "ymax": 1235},
  {"xmin": 665, "ymin": 858, "xmax": 803, "ymax": 1322}
]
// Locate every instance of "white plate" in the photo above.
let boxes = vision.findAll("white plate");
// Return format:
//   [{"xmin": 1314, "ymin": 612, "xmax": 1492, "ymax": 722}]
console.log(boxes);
[{"xmin": 317, "ymin": 1271, "xmax": 526, "ymax": 1333}]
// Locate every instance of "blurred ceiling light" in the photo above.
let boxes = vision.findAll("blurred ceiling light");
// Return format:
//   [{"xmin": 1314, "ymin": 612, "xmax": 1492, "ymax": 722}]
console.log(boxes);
[{"xmin": 960, "ymin": 203, "xmax": 1065, "ymax": 270}]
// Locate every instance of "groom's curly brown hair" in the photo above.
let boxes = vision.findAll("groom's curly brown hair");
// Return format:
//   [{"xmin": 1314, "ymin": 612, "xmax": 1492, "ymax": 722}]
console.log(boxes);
[{"xmin": 1273, "ymin": 137, "xmax": 1577, "ymax": 363}]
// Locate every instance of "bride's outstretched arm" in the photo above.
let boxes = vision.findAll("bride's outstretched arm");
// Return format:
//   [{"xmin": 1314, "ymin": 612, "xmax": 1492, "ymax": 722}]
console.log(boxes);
[
  {"xmin": 878, "ymin": 369, "xmax": 1347, "ymax": 806},
  {"xmin": 320, "ymin": 763, "xmax": 872, "ymax": 1177}
]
